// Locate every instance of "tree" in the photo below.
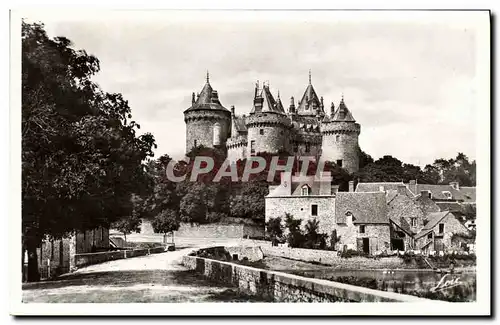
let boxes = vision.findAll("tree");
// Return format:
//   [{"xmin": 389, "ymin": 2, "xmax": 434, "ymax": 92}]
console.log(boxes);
[
  {"xmin": 284, "ymin": 213, "xmax": 305, "ymax": 248},
  {"xmin": 304, "ymin": 219, "xmax": 327, "ymax": 249},
  {"xmin": 112, "ymin": 215, "xmax": 142, "ymax": 245},
  {"xmin": 22, "ymin": 22, "xmax": 155, "ymax": 281},
  {"xmin": 265, "ymin": 217, "xmax": 284, "ymax": 245},
  {"xmin": 151, "ymin": 209, "xmax": 180, "ymax": 243}
]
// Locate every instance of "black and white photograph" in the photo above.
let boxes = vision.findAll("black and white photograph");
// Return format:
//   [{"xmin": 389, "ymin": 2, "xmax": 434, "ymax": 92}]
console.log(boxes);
[{"xmin": 8, "ymin": 8, "xmax": 491, "ymax": 316}]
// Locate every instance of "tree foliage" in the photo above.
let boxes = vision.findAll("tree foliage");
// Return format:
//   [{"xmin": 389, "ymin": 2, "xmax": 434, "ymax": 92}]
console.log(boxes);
[
  {"xmin": 22, "ymin": 22, "xmax": 155, "ymax": 281},
  {"xmin": 265, "ymin": 217, "xmax": 284, "ymax": 245}
]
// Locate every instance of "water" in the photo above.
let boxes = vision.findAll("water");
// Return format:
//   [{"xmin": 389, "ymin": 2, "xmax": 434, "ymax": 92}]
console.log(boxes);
[{"xmin": 291, "ymin": 269, "xmax": 477, "ymax": 302}]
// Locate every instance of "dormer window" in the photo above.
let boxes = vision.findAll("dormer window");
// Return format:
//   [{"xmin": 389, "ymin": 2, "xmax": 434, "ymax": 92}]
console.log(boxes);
[
  {"xmin": 442, "ymin": 191, "xmax": 452, "ymax": 200},
  {"xmin": 301, "ymin": 185, "xmax": 310, "ymax": 196}
]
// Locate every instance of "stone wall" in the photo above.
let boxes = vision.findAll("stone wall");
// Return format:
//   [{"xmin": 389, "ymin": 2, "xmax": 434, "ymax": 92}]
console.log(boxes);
[
  {"xmin": 174, "ymin": 223, "xmax": 264, "ymax": 239},
  {"xmin": 182, "ymin": 255, "xmax": 426, "ymax": 302},
  {"xmin": 247, "ymin": 122, "xmax": 291, "ymax": 155},
  {"xmin": 73, "ymin": 246, "xmax": 166, "ymax": 269}
]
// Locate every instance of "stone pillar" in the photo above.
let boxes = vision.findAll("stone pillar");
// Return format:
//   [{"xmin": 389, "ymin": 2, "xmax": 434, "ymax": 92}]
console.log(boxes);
[{"xmin": 68, "ymin": 232, "xmax": 77, "ymax": 272}]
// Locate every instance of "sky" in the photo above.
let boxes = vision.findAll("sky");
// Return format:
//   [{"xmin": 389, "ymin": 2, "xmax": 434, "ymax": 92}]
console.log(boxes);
[{"xmin": 30, "ymin": 11, "xmax": 484, "ymax": 167}]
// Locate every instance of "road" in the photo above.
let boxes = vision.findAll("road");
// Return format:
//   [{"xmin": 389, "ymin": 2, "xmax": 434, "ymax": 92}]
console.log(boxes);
[{"xmin": 22, "ymin": 241, "xmax": 261, "ymax": 303}]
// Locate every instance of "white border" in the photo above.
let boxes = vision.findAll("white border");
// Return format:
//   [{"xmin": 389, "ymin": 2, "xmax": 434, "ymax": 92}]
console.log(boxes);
[{"xmin": 8, "ymin": 7, "xmax": 491, "ymax": 317}]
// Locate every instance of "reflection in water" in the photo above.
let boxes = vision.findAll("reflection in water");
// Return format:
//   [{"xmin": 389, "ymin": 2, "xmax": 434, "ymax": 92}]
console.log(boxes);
[{"xmin": 292, "ymin": 269, "xmax": 476, "ymax": 302}]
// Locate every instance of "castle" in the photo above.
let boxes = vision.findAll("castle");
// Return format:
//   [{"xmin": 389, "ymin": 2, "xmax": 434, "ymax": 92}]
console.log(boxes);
[{"xmin": 184, "ymin": 72, "xmax": 361, "ymax": 173}]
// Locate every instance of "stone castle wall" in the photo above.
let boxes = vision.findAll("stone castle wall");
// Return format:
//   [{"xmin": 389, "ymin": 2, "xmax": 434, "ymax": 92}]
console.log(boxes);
[
  {"xmin": 184, "ymin": 110, "xmax": 231, "ymax": 153},
  {"xmin": 321, "ymin": 122, "xmax": 361, "ymax": 174},
  {"xmin": 246, "ymin": 113, "xmax": 291, "ymax": 155},
  {"xmin": 227, "ymin": 135, "xmax": 248, "ymax": 162}
]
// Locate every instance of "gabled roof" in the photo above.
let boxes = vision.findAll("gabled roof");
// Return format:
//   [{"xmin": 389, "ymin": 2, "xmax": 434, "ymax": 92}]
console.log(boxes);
[
  {"xmin": 331, "ymin": 98, "xmax": 356, "ymax": 122},
  {"xmin": 335, "ymin": 192, "xmax": 389, "ymax": 224},
  {"xmin": 185, "ymin": 80, "xmax": 229, "ymax": 112}
]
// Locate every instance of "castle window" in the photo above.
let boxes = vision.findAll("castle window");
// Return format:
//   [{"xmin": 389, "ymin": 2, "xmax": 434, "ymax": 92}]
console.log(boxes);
[
  {"xmin": 336, "ymin": 135, "xmax": 340, "ymax": 142},
  {"xmin": 260, "ymin": 129, "xmax": 264, "ymax": 135},
  {"xmin": 301, "ymin": 185, "xmax": 310, "ymax": 196},
  {"xmin": 336, "ymin": 159, "xmax": 343, "ymax": 168},
  {"xmin": 250, "ymin": 140, "xmax": 256, "ymax": 155},
  {"xmin": 311, "ymin": 204, "xmax": 318, "ymax": 216},
  {"xmin": 428, "ymin": 233, "xmax": 433, "ymax": 239},
  {"xmin": 359, "ymin": 225, "xmax": 366, "ymax": 234},
  {"xmin": 305, "ymin": 143, "xmax": 310, "ymax": 153},
  {"xmin": 439, "ymin": 223, "xmax": 444, "ymax": 234}
]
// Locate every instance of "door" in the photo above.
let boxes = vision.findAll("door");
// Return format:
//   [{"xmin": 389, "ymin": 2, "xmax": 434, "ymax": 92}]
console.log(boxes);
[{"xmin": 362, "ymin": 238, "xmax": 370, "ymax": 254}]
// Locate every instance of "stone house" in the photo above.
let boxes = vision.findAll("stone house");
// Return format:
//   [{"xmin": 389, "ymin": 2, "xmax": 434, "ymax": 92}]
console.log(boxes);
[
  {"xmin": 414, "ymin": 211, "xmax": 471, "ymax": 253},
  {"xmin": 265, "ymin": 173, "xmax": 390, "ymax": 254},
  {"xmin": 356, "ymin": 181, "xmax": 473, "ymax": 253}
]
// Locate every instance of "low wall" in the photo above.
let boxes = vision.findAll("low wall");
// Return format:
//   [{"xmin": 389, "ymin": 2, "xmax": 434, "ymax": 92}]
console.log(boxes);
[
  {"xmin": 73, "ymin": 246, "xmax": 167, "ymax": 269},
  {"xmin": 260, "ymin": 245, "xmax": 404, "ymax": 269},
  {"xmin": 182, "ymin": 255, "xmax": 428, "ymax": 302},
  {"xmin": 174, "ymin": 223, "xmax": 264, "ymax": 239}
]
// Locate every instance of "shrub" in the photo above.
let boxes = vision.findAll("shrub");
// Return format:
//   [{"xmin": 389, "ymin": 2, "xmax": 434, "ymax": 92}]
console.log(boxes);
[{"xmin": 340, "ymin": 249, "xmax": 367, "ymax": 259}]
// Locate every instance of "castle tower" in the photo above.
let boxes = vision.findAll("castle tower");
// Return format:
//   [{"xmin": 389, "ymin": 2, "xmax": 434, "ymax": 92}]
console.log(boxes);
[
  {"xmin": 320, "ymin": 96, "xmax": 361, "ymax": 173},
  {"xmin": 245, "ymin": 81, "xmax": 291, "ymax": 156},
  {"xmin": 184, "ymin": 72, "xmax": 231, "ymax": 154}
]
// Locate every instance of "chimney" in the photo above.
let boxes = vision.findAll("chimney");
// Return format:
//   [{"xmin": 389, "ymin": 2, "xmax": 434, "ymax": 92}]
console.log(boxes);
[
  {"xmin": 409, "ymin": 180, "xmax": 416, "ymax": 194},
  {"xmin": 319, "ymin": 171, "xmax": 332, "ymax": 195},
  {"xmin": 397, "ymin": 185, "xmax": 406, "ymax": 195},
  {"xmin": 349, "ymin": 181, "xmax": 354, "ymax": 192},
  {"xmin": 230, "ymin": 105, "xmax": 235, "ymax": 116},
  {"xmin": 280, "ymin": 172, "xmax": 292, "ymax": 196},
  {"xmin": 450, "ymin": 181, "xmax": 459, "ymax": 190},
  {"xmin": 192, "ymin": 92, "xmax": 196, "ymax": 105},
  {"xmin": 379, "ymin": 186, "xmax": 385, "ymax": 192},
  {"xmin": 330, "ymin": 102, "xmax": 335, "ymax": 117},
  {"xmin": 289, "ymin": 96, "xmax": 296, "ymax": 114},
  {"xmin": 421, "ymin": 190, "xmax": 431, "ymax": 199},
  {"xmin": 331, "ymin": 185, "xmax": 340, "ymax": 194}
]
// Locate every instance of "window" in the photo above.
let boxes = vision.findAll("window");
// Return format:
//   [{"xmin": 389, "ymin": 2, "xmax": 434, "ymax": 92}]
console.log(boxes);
[
  {"xmin": 411, "ymin": 218, "xmax": 417, "ymax": 227},
  {"xmin": 305, "ymin": 143, "xmax": 310, "ymax": 153},
  {"xmin": 194, "ymin": 140, "xmax": 197, "ymax": 148},
  {"xmin": 359, "ymin": 225, "xmax": 366, "ymax": 234},
  {"xmin": 336, "ymin": 159, "xmax": 343, "ymax": 167},
  {"xmin": 428, "ymin": 233, "xmax": 433, "ymax": 239},
  {"xmin": 428, "ymin": 192, "xmax": 433, "ymax": 199},
  {"xmin": 439, "ymin": 223, "xmax": 444, "ymax": 233},
  {"xmin": 311, "ymin": 204, "xmax": 318, "ymax": 216},
  {"xmin": 301, "ymin": 185, "xmax": 310, "ymax": 196},
  {"xmin": 260, "ymin": 129, "xmax": 264, "ymax": 135},
  {"xmin": 442, "ymin": 191, "xmax": 452, "ymax": 200},
  {"xmin": 336, "ymin": 135, "xmax": 340, "ymax": 142},
  {"xmin": 250, "ymin": 140, "xmax": 256, "ymax": 155}
]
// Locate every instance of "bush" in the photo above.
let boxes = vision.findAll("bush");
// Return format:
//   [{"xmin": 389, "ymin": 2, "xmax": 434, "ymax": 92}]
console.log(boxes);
[{"xmin": 340, "ymin": 249, "xmax": 367, "ymax": 259}]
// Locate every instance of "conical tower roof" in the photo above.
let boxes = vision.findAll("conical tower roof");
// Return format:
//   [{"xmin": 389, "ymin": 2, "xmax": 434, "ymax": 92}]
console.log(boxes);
[
  {"xmin": 296, "ymin": 71, "xmax": 324, "ymax": 116},
  {"xmin": 185, "ymin": 72, "xmax": 229, "ymax": 112},
  {"xmin": 331, "ymin": 96, "xmax": 356, "ymax": 122}
]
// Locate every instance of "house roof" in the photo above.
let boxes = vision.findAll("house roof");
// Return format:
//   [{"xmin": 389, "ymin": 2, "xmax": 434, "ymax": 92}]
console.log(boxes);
[
  {"xmin": 435, "ymin": 202, "xmax": 463, "ymax": 213},
  {"xmin": 331, "ymin": 98, "xmax": 356, "ymax": 122},
  {"xmin": 335, "ymin": 192, "xmax": 389, "ymax": 224},
  {"xmin": 356, "ymin": 182, "xmax": 413, "ymax": 197},
  {"xmin": 408, "ymin": 183, "xmax": 476, "ymax": 202},
  {"xmin": 414, "ymin": 194, "xmax": 442, "ymax": 215},
  {"xmin": 185, "ymin": 80, "xmax": 229, "ymax": 112}
]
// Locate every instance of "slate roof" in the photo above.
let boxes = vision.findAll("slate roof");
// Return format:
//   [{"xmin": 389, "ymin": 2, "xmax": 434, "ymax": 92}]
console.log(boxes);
[
  {"xmin": 232, "ymin": 115, "xmax": 247, "ymax": 134},
  {"xmin": 185, "ymin": 81, "xmax": 229, "ymax": 112},
  {"xmin": 356, "ymin": 182, "xmax": 413, "ymax": 197},
  {"xmin": 435, "ymin": 202, "xmax": 463, "ymax": 213},
  {"xmin": 414, "ymin": 194, "xmax": 441, "ymax": 215},
  {"xmin": 296, "ymin": 83, "xmax": 324, "ymax": 116},
  {"xmin": 335, "ymin": 192, "xmax": 389, "ymax": 224},
  {"xmin": 250, "ymin": 85, "xmax": 286, "ymax": 114},
  {"xmin": 410, "ymin": 184, "xmax": 476, "ymax": 202},
  {"xmin": 331, "ymin": 98, "xmax": 356, "ymax": 122}
]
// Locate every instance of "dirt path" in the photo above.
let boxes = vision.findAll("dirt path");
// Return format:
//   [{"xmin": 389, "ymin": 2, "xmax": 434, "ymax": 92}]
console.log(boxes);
[{"xmin": 22, "ymin": 242, "xmax": 257, "ymax": 303}]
